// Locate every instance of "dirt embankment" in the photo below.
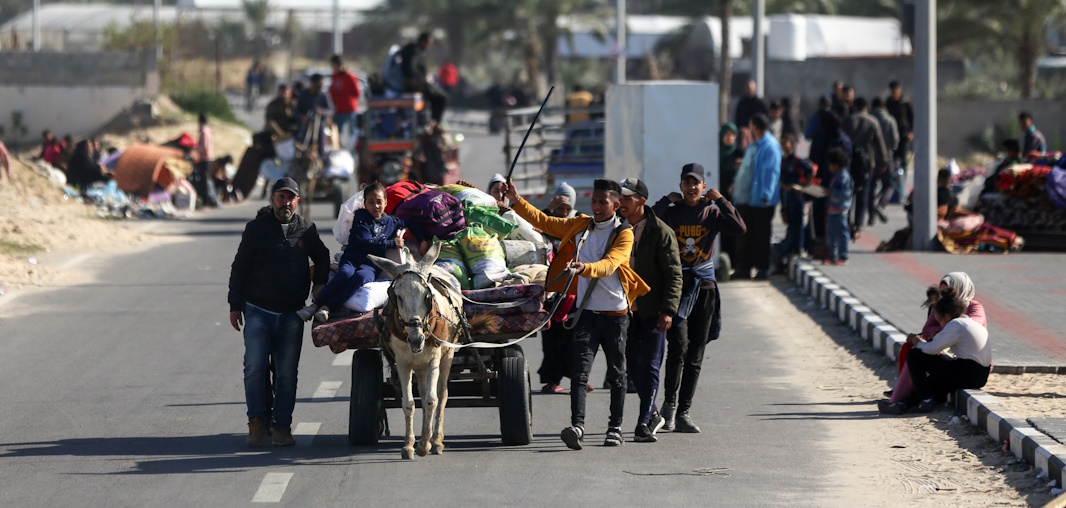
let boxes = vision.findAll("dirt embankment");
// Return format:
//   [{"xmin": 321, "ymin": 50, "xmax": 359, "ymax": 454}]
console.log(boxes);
[{"xmin": 1, "ymin": 97, "xmax": 253, "ymax": 292}]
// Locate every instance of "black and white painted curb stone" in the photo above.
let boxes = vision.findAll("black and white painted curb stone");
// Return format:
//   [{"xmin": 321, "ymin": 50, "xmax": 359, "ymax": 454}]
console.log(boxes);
[{"xmin": 788, "ymin": 259, "xmax": 1065, "ymax": 490}]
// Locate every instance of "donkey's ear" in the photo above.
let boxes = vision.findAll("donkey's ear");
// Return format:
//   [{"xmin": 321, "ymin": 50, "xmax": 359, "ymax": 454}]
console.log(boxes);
[
  {"xmin": 419, "ymin": 241, "xmax": 442, "ymax": 272},
  {"xmin": 369, "ymin": 254, "xmax": 403, "ymax": 279}
]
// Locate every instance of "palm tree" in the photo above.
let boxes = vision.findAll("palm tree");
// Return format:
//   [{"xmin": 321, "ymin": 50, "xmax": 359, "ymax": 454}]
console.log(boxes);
[
  {"xmin": 939, "ymin": 0, "xmax": 1066, "ymax": 98},
  {"xmin": 242, "ymin": 0, "xmax": 271, "ymax": 38}
]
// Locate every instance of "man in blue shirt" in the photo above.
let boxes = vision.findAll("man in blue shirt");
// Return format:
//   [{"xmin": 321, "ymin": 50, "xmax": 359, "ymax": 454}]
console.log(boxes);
[{"xmin": 732, "ymin": 113, "xmax": 782, "ymax": 280}]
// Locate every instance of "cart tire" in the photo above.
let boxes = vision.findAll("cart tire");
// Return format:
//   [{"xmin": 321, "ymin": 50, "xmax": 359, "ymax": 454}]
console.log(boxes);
[
  {"xmin": 498, "ymin": 355, "xmax": 533, "ymax": 446},
  {"xmin": 349, "ymin": 349, "xmax": 383, "ymax": 446}
]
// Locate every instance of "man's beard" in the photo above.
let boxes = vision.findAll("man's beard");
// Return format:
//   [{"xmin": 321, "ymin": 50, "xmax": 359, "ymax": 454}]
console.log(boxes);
[{"xmin": 274, "ymin": 206, "xmax": 294, "ymax": 223}]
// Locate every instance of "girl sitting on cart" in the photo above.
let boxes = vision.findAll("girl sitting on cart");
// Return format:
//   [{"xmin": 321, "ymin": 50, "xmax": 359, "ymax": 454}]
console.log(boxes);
[{"xmin": 297, "ymin": 183, "xmax": 406, "ymax": 322}]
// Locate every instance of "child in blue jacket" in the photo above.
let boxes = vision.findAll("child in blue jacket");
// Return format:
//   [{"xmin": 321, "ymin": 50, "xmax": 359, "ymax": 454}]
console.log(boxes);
[
  {"xmin": 297, "ymin": 183, "xmax": 406, "ymax": 321},
  {"xmin": 825, "ymin": 148, "xmax": 853, "ymax": 265}
]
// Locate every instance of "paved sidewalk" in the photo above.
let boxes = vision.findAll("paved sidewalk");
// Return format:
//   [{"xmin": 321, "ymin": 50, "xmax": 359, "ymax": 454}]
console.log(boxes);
[{"xmin": 774, "ymin": 204, "xmax": 1066, "ymax": 368}]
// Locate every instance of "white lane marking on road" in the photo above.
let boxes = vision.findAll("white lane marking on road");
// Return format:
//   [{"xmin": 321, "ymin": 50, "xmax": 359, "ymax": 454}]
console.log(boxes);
[
  {"xmin": 332, "ymin": 350, "xmax": 354, "ymax": 367},
  {"xmin": 58, "ymin": 253, "xmax": 93, "ymax": 269},
  {"xmin": 252, "ymin": 472, "xmax": 294, "ymax": 503},
  {"xmin": 312, "ymin": 381, "xmax": 343, "ymax": 399},
  {"xmin": 292, "ymin": 422, "xmax": 321, "ymax": 447}
]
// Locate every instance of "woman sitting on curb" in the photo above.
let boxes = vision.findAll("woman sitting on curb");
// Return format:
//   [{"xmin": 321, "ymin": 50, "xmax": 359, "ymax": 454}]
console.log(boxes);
[
  {"xmin": 879, "ymin": 283, "xmax": 992, "ymax": 415},
  {"xmin": 879, "ymin": 272, "xmax": 986, "ymax": 415}
]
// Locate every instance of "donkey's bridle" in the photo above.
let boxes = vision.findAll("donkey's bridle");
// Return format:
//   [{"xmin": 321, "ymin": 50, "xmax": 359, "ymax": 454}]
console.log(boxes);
[{"xmin": 387, "ymin": 269, "xmax": 438, "ymax": 336}]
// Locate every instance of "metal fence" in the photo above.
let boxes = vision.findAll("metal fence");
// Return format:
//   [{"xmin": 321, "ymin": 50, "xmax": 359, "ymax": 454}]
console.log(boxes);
[{"xmin": 501, "ymin": 105, "xmax": 605, "ymax": 198}]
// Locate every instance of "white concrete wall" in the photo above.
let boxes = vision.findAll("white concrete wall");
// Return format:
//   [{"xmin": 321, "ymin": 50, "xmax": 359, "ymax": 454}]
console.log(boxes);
[{"xmin": 0, "ymin": 83, "xmax": 157, "ymax": 144}]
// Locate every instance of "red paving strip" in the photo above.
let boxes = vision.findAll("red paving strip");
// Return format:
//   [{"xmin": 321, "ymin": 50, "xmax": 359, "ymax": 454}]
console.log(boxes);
[{"xmin": 869, "ymin": 251, "xmax": 1066, "ymax": 362}]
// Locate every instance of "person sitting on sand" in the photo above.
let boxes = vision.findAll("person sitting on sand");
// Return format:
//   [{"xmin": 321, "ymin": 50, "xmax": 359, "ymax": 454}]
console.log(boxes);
[{"xmin": 879, "ymin": 272, "xmax": 986, "ymax": 414}]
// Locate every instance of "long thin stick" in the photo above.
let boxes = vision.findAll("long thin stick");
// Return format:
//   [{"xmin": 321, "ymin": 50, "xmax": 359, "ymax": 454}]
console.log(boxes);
[{"xmin": 506, "ymin": 85, "xmax": 555, "ymax": 182}]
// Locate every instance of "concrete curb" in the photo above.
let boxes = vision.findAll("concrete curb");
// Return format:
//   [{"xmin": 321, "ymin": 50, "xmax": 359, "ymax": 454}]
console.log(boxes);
[{"xmin": 788, "ymin": 259, "xmax": 1066, "ymax": 490}]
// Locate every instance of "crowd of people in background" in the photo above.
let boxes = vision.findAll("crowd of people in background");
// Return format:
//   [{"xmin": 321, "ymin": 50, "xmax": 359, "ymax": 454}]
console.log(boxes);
[{"xmin": 725, "ymin": 78, "xmax": 921, "ymax": 269}]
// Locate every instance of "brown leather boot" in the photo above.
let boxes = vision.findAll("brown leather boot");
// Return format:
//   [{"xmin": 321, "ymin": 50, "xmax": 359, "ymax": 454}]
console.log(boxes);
[
  {"xmin": 246, "ymin": 417, "xmax": 268, "ymax": 447},
  {"xmin": 272, "ymin": 426, "xmax": 295, "ymax": 446}
]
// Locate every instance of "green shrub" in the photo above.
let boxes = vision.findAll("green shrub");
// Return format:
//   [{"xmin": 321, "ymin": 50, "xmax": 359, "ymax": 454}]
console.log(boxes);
[{"xmin": 170, "ymin": 88, "xmax": 241, "ymax": 125}]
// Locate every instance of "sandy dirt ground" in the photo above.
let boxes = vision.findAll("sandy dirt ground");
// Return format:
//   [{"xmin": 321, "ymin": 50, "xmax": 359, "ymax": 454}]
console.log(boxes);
[
  {"xmin": 1, "ymin": 103, "xmax": 251, "ymax": 292},
  {"xmin": 757, "ymin": 280, "xmax": 1056, "ymax": 507},
  {"xmin": 983, "ymin": 374, "xmax": 1066, "ymax": 420},
  {"xmin": 0, "ymin": 159, "xmax": 167, "ymax": 290}
]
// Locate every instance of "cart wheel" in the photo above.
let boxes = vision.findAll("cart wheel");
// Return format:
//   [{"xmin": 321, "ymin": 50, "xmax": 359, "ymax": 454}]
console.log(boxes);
[
  {"xmin": 349, "ymin": 349, "xmax": 383, "ymax": 446},
  {"xmin": 498, "ymin": 353, "xmax": 533, "ymax": 446}
]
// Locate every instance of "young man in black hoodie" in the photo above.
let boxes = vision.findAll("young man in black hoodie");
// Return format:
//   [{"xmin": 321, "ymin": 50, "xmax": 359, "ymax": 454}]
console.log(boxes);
[
  {"xmin": 228, "ymin": 177, "xmax": 330, "ymax": 447},
  {"xmin": 618, "ymin": 178, "xmax": 683, "ymax": 442},
  {"xmin": 652, "ymin": 163, "xmax": 746, "ymax": 432}
]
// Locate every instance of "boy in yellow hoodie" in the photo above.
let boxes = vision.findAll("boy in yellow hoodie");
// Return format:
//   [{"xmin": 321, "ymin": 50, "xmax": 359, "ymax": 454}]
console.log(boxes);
[{"xmin": 505, "ymin": 178, "xmax": 649, "ymax": 449}]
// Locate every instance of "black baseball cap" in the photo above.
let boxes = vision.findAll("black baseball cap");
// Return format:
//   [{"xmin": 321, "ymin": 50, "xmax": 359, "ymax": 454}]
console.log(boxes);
[
  {"xmin": 272, "ymin": 177, "xmax": 300, "ymax": 197},
  {"xmin": 680, "ymin": 163, "xmax": 704, "ymax": 183},
  {"xmin": 619, "ymin": 177, "xmax": 648, "ymax": 198}
]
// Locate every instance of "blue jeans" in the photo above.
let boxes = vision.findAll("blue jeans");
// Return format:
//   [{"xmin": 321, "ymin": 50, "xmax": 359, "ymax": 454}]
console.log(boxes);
[
  {"xmin": 314, "ymin": 261, "xmax": 378, "ymax": 310},
  {"xmin": 244, "ymin": 303, "xmax": 304, "ymax": 428},
  {"xmin": 827, "ymin": 213, "xmax": 849, "ymax": 261},
  {"xmin": 333, "ymin": 112, "xmax": 358, "ymax": 144},
  {"xmin": 626, "ymin": 316, "xmax": 666, "ymax": 425}
]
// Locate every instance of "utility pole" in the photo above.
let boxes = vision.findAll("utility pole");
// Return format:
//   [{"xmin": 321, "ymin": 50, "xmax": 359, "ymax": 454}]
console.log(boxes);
[
  {"xmin": 32, "ymin": 0, "xmax": 40, "ymax": 52},
  {"xmin": 912, "ymin": 0, "xmax": 936, "ymax": 250},
  {"xmin": 154, "ymin": 0, "xmax": 162, "ymax": 62},
  {"xmin": 615, "ymin": 0, "xmax": 626, "ymax": 83},
  {"xmin": 332, "ymin": 0, "xmax": 341, "ymax": 55},
  {"xmin": 752, "ymin": 0, "xmax": 765, "ymax": 96}
]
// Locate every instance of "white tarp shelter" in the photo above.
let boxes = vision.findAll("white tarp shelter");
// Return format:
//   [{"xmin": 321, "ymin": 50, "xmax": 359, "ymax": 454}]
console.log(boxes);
[
  {"xmin": 768, "ymin": 14, "xmax": 911, "ymax": 61},
  {"xmin": 605, "ymin": 81, "xmax": 720, "ymax": 211}
]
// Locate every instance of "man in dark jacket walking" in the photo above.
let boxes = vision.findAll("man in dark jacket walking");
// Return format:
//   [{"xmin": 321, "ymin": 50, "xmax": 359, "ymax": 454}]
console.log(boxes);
[
  {"xmin": 228, "ymin": 177, "xmax": 330, "ymax": 447},
  {"xmin": 400, "ymin": 32, "xmax": 447, "ymax": 123},
  {"xmin": 652, "ymin": 163, "xmax": 746, "ymax": 433},
  {"xmin": 618, "ymin": 178, "xmax": 683, "ymax": 443},
  {"xmin": 842, "ymin": 97, "xmax": 888, "ymax": 235}
]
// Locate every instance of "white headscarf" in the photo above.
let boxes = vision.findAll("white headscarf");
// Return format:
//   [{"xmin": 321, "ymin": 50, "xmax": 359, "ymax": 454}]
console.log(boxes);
[{"xmin": 941, "ymin": 272, "xmax": 976, "ymax": 305}]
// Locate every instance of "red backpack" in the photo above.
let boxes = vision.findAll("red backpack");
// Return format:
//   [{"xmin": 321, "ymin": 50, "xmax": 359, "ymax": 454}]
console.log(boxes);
[{"xmin": 385, "ymin": 181, "xmax": 425, "ymax": 214}]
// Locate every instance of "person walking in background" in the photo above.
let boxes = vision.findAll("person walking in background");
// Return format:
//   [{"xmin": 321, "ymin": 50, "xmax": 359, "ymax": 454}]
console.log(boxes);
[
  {"xmin": 842, "ymin": 97, "xmax": 888, "ymax": 237},
  {"xmin": 772, "ymin": 133, "xmax": 813, "ymax": 270},
  {"xmin": 718, "ymin": 123, "xmax": 744, "ymax": 268},
  {"xmin": 617, "ymin": 178, "xmax": 682, "ymax": 443},
  {"xmin": 246, "ymin": 61, "xmax": 263, "ymax": 112},
  {"xmin": 886, "ymin": 80, "xmax": 914, "ymax": 193},
  {"xmin": 196, "ymin": 113, "xmax": 221, "ymax": 208},
  {"xmin": 1019, "ymin": 112, "xmax": 1047, "ymax": 155},
  {"xmin": 652, "ymin": 163, "xmax": 746, "ymax": 433},
  {"xmin": 228, "ymin": 177, "xmax": 330, "ymax": 447},
  {"xmin": 767, "ymin": 101, "xmax": 783, "ymax": 140},
  {"xmin": 805, "ymin": 96, "xmax": 831, "ymax": 141},
  {"xmin": 824, "ymin": 148, "xmax": 853, "ymax": 266},
  {"xmin": 732, "ymin": 114, "xmax": 782, "ymax": 280},
  {"xmin": 437, "ymin": 61, "xmax": 459, "ymax": 95},
  {"xmin": 329, "ymin": 54, "xmax": 362, "ymax": 146},
  {"xmin": 780, "ymin": 97, "xmax": 800, "ymax": 140},
  {"xmin": 734, "ymin": 80, "xmax": 768, "ymax": 147},
  {"xmin": 870, "ymin": 97, "xmax": 900, "ymax": 213}
]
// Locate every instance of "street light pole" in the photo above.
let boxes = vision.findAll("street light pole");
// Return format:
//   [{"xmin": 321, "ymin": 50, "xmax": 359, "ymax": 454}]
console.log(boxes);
[
  {"xmin": 154, "ymin": 0, "xmax": 162, "ymax": 62},
  {"xmin": 912, "ymin": 0, "xmax": 937, "ymax": 250},
  {"xmin": 332, "ymin": 0, "xmax": 341, "ymax": 55},
  {"xmin": 752, "ymin": 0, "xmax": 765, "ymax": 96},
  {"xmin": 32, "ymin": 0, "xmax": 40, "ymax": 52},
  {"xmin": 615, "ymin": 0, "xmax": 626, "ymax": 83}
]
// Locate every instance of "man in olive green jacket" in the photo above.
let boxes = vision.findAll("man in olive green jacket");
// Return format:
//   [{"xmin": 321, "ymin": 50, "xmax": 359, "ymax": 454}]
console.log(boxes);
[{"xmin": 618, "ymin": 178, "xmax": 683, "ymax": 443}]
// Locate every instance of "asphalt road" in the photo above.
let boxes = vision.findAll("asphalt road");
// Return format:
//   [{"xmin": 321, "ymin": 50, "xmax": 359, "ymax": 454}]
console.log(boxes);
[{"xmin": 0, "ymin": 193, "xmax": 878, "ymax": 506}]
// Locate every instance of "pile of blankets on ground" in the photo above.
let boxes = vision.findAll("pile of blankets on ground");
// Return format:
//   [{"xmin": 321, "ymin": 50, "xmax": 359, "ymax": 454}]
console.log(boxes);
[
  {"xmin": 974, "ymin": 152, "xmax": 1066, "ymax": 251},
  {"xmin": 313, "ymin": 181, "xmax": 554, "ymax": 352}
]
